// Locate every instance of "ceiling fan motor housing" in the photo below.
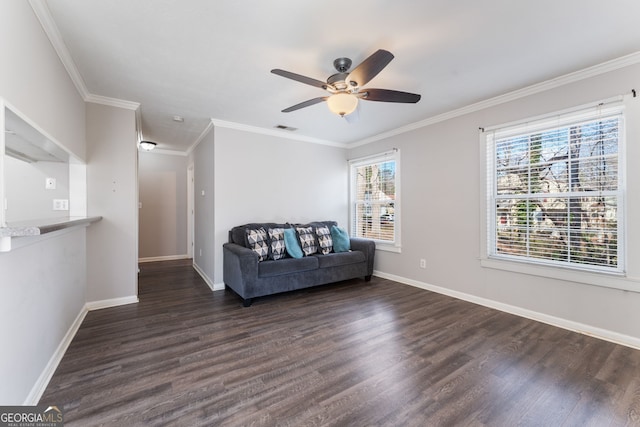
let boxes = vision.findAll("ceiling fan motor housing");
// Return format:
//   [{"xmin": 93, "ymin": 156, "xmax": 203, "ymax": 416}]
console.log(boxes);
[
  {"xmin": 333, "ymin": 57, "xmax": 352, "ymax": 73},
  {"xmin": 328, "ymin": 58, "xmax": 354, "ymax": 91},
  {"xmin": 327, "ymin": 72, "xmax": 350, "ymax": 91}
]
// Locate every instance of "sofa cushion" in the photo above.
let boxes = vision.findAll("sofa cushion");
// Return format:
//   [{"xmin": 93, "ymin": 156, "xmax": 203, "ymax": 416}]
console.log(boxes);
[
  {"xmin": 315, "ymin": 225, "xmax": 333, "ymax": 254},
  {"xmin": 296, "ymin": 226, "xmax": 317, "ymax": 256},
  {"xmin": 284, "ymin": 227, "xmax": 303, "ymax": 259},
  {"xmin": 268, "ymin": 227, "xmax": 286, "ymax": 260},
  {"xmin": 314, "ymin": 251, "xmax": 365, "ymax": 268},
  {"xmin": 245, "ymin": 227, "xmax": 269, "ymax": 261},
  {"xmin": 331, "ymin": 225, "xmax": 351, "ymax": 253},
  {"xmin": 258, "ymin": 256, "xmax": 319, "ymax": 278}
]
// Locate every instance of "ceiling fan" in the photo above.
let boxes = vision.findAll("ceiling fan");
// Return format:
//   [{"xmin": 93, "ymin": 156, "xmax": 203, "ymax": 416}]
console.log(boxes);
[{"xmin": 271, "ymin": 49, "xmax": 421, "ymax": 118}]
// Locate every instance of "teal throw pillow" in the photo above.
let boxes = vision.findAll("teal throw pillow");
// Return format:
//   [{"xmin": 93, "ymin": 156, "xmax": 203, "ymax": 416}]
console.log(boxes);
[
  {"xmin": 331, "ymin": 225, "xmax": 350, "ymax": 253},
  {"xmin": 284, "ymin": 227, "xmax": 303, "ymax": 259}
]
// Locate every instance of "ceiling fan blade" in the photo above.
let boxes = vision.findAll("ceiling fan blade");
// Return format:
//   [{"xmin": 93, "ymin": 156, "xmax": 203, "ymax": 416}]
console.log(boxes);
[
  {"xmin": 271, "ymin": 69, "xmax": 328, "ymax": 89},
  {"xmin": 282, "ymin": 97, "xmax": 327, "ymax": 113},
  {"xmin": 361, "ymin": 88, "xmax": 421, "ymax": 103},
  {"xmin": 346, "ymin": 49, "xmax": 394, "ymax": 87}
]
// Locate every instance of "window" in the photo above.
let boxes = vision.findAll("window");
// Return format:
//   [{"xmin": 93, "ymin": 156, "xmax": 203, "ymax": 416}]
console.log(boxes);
[
  {"xmin": 350, "ymin": 150, "xmax": 400, "ymax": 250},
  {"xmin": 486, "ymin": 101, "xmax": 624, "ymax": 274}
]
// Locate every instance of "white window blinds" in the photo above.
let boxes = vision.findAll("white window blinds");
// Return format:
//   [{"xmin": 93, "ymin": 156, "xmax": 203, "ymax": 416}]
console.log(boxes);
[
  {"xmin": 486, "ymin": 101, "xmax": 625, "ymax": 273},
  {"xmin": 350, "ymin": 150, "xmax": 399, "ymax": 244}
]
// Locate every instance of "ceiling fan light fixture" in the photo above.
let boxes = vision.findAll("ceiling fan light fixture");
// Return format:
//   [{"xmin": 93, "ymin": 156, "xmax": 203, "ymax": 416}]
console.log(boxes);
[
  {"xmin": 273, "ymin": 49, "xmax": 420, "ymax": 116},
  {"xmin": 327, "ymin": 93, "xmax": 358, "ymax": 117},
  {"xmin": 139, "ymin": 141, "xmax": 157, "ymax": 151}
]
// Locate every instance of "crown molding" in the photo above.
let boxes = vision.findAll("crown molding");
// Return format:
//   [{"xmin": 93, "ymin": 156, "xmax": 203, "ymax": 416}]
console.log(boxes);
[
  {"xmin": 211, "ymin": 119, "xmax": 347, "ymax": 148},
  {"xmin": 185, "ymin": 119, "xmax": 215, "ymax": 156},
  {"xmin": 30, "ymin": 0, "xmax": 141, "ymax": 112},
  {"xmin": 85, "ymin": 93, "xmax": 140, "ymax": 110},
  {"xmin": 140, "ymin": 148, "xmax": 188, "ymax": 157},
  {"xmin": 350, "ymin": 51, "xmax": 640, "ymax": 148},
  {"xmin": 29, "ymin": 0, "xmax": 89, "ymax": 100}
]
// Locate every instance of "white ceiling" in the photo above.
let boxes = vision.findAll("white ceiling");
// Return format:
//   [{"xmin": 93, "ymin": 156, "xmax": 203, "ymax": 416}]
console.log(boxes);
[{"xmin": 42, "ymin": 0, "xmax": 640, "ymax": 152}]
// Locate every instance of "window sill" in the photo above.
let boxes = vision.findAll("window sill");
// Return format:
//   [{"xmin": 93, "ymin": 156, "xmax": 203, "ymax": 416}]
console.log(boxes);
[
  {"xmin": 480, "ymin": 257, "xmax": 640, "ymax": 293},
  {"xmin": 376, "ymin": 243, "xmax": 401, "ymax": 253}
]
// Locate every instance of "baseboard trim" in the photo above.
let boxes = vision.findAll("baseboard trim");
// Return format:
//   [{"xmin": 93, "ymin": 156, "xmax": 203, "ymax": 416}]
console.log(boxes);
[
  {"xmin": 138, "ymin": 254, "xmax": 190, "ymax": 263},
  {"xmin": 86, "ymin": 295, "xmax": 139, "ymax": 311},
  {"xmin": 28, "ymin": 296, "xmax": 138, "ymax": 402},
  {"xmin": 27, "ymin": 305, "xmax": 89, "ymax": 405},
  {"xmin": 373, "ymin": 270, "xmax": 640, "ymax": 351},
  {"xmin": 193, "ymin": 262, "xmax": 214, "ymax": 291}
]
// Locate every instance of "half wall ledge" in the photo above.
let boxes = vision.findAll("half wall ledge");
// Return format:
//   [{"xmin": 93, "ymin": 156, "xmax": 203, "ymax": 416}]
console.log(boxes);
[{"xmin": 0, "ymin": 216, "xmax": 102, "ymax": 252}]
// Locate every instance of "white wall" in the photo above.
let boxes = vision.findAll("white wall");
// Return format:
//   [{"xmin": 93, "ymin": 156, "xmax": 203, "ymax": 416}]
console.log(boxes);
[
  {"xmin": 348, "ymin": 61, "xmax": 640, "ymax": 345},
  {"xmin": 191, "ymin": 125, "xmax": 349, "ymax": 287},
  {"xmin": 86, "ymin": 102, "xmax": 138, "ymax": 303},
  {"xmin": 211, "ymin": 126, "xmax": 349, "ymax": 285},
  {"xmin": 0, "ymin": 2, "xmax": 88, "ymax": 404},
  {"xmin": 138, "ymin": 151, "xmax": 188, "ymax": 259}
]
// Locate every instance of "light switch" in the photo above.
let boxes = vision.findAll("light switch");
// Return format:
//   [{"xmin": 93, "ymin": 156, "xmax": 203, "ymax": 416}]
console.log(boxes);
[{"xmin": 45, "ymin": 178, "xmax": 56, "ymax": 190}]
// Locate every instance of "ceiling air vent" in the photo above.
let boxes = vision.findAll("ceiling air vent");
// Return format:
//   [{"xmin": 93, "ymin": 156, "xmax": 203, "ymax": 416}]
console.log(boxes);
[{"xmin": 274, "ymin": 124, "xmax": 297, "ymax": 131}]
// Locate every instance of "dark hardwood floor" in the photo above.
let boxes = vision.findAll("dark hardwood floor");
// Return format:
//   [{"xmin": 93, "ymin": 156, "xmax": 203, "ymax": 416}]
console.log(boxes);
[{"xmin": 41, "ymin": 259, "xmax": 640, "ymax": 426}]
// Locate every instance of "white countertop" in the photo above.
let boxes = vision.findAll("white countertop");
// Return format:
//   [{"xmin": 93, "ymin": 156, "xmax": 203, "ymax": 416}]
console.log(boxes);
[{"xmin": 0, "ymin": 216, "xmax": 102, "ymax": 237}]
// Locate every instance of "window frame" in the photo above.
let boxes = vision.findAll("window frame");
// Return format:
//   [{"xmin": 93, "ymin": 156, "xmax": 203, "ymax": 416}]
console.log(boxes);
[
  {"xmin": 482, "ymin": 98, "xmax": 626, "ymax": 277},
  {"xmin": 349, "ymin": 149, "xmax": 401, "ymax": 253}
]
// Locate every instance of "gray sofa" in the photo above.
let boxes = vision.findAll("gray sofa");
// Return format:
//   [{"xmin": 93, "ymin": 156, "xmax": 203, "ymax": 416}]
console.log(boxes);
[{"xmin": 223, "ymin": 221, "xmax": 375, "ymax": 306}]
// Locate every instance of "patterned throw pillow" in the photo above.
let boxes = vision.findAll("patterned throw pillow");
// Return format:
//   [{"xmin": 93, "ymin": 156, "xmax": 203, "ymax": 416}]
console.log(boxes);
[
  {"xmin": 245, "ymin": 227, "xmax": 268, "ymax": 261},
  {"xmin": 315, "ymin": 225, "xmax": 333, "ymax": 254},
  {"xmin": 268, "ymin": 227, "xmax": 286, "ymax": 260},
  {"xmin": 296, "ymin": 226, "xmax": 317, "ymax": 256}
]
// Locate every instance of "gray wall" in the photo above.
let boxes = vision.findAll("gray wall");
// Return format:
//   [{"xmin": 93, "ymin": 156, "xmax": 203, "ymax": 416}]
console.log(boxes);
[
  {"xmin": 3, "ymin": 156, "xmax": 70, "ymax": 222},
  {"xmin": 0, "ymin": 1, "xmax": 87, "ymax": 404},
  {"xmin": 192, "ymin": 127, "xmax": 215, "ymax": 284},
  {"xmin": 86, "ymin": 102, "xmax": 138, "ymax": 303},
  {"xmin": 0, "ymin": 4, "xmax": 85, "ymax": 160},
  {"xmin": 138, "ymin": 151, "xmax": 188, "ymax": 259},
  {"xmin": 348, "ymin": 61, "xmax": 640, "ymax": 345}
]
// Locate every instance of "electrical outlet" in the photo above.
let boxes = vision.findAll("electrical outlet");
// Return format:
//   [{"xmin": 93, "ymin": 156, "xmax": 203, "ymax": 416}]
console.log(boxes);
[
  {"xmin": 420, "ymin": 259, "xmax": 426, "ymax": 269},
  {"xmin": 53, "ymin": 199, "xmax": 69, "ymax": 211}
]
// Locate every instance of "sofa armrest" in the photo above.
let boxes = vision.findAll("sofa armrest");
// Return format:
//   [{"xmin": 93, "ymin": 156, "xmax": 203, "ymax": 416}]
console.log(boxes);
[
  {"xmin": 223, "ymin": 242, "xmax": 259, "ymax": 297},
  {"xmin": 349, "ymin": 237, "xmax": 375, "ymax": 276}
]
